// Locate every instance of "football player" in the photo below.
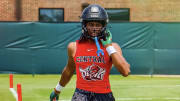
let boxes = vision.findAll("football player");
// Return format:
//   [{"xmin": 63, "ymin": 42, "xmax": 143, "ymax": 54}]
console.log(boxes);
[{"xmin": 50, "ymin": 4, "xmax": 130, "ymax": 101}]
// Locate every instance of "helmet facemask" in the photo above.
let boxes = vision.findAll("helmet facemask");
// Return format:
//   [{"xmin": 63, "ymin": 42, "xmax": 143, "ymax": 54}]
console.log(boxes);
[{"xmin": 83, "ymin": 21, "xmax": 106, "ymax": 40}]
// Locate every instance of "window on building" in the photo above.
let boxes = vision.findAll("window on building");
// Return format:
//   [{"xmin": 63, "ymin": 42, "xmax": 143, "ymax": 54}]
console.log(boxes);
[
  {"xmin": 39, "ymin": 8, "xmax": 64, "ymax": 23},
  {"xmin": 106, "ymin": 8, "xmax": 130, "ymax": 22}
]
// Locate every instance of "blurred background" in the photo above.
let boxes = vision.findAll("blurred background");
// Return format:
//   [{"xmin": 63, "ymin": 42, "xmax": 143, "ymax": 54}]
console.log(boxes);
[
  {"xmin": 0, "ymin": 0, "xmax": 180, "ymax": 75},
  {"xmin": 1, "ymin": 0, "xmax": 180, "ymax": 22}
]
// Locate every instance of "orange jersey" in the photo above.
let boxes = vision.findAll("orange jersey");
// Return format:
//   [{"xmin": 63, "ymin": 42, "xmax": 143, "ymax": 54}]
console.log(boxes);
[{"xmin": 74, "ymin": 40, "xmax": 112, "ymax": 93}]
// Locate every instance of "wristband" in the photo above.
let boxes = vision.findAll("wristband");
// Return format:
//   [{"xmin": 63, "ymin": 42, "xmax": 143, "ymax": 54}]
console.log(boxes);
[
  {"xmin": 106, "ymin": 46, "xmax": 117, "ymax": 56},
  {"xmin": 55, "ymin": 82, "xmax": 64, "ymax": 92}
]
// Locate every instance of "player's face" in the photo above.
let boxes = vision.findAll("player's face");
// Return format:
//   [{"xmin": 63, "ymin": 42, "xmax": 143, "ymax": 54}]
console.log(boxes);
[{"xmin": 86, "ymin": 22, "xmax": 103, "ymax": 37}]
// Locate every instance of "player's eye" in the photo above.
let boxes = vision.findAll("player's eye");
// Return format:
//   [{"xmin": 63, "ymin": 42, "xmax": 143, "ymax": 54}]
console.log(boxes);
[{"xmin": 95, "ymin": 23, "xmax": 102, "ymax": 27}]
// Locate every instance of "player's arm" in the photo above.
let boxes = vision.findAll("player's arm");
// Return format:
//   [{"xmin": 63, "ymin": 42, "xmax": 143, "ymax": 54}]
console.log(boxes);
[
  {"xmin": 58, "ymin": 42, "xmax": 76, "ymax": 88},
  {"xmin": 101, "ymin": 30, "xmax": 130, "ymax": 77},
  {"xmin": 50, "ymin": 42, "xmax": 76, "ymax": 101},
  {"xmin": 110, "ymin": 43, "xmax": 130, "ymax": 77}
]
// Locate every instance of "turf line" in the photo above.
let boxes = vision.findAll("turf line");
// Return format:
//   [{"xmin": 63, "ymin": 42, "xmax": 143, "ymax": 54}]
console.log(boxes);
[
  {"xmin": 117, "ymin": 97, "xmax": 180, "ymax": 100},
  {"xmin": 9, "ymin": 88, "xmax": 18, "ymax": 101}
]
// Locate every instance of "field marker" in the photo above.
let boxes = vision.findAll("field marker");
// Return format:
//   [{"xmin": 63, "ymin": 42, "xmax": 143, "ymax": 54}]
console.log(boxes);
[
  {"xmin": 9, "ymin": 74, "xmax": 22, "ymax": 101},
  {"xmin": 9, "ymin": 74, "xmax": 18, "ymax": 101},
  {"xmin": 17, "ymin": 84, "xmax": 22, "ymax": 101},
  {"xmin": 9, "ymin": 74, "xmax": 13, "ymax": 88}
]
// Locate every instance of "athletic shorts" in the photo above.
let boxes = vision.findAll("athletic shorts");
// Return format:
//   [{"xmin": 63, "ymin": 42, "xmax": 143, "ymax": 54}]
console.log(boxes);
[{"xmin": 71, "ymin": 88, "xmax": 115, "ymax": 101}]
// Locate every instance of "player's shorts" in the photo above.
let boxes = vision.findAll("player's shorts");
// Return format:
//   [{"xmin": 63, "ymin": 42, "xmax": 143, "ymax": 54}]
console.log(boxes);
[{"xmin": 71, "ymin": 88, "xmax": 115, "ymax": 101}]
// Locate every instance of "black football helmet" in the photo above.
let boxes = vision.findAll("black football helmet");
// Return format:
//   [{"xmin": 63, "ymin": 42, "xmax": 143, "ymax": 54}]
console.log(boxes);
[{"xmin": 80, "ymin": 4, "xmax": 109, "ymax": 41}]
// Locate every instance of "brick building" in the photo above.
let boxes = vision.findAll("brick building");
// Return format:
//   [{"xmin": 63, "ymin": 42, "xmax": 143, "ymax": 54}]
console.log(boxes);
[{"xmin": 0, "ymin": 0, "xmax": 180, "ymax": 22}]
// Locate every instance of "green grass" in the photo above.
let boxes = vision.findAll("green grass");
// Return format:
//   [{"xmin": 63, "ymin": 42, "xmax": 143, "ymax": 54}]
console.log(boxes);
[{"xmin": 0, "ymin": 74, "xmax": 180, "ymax": 101}]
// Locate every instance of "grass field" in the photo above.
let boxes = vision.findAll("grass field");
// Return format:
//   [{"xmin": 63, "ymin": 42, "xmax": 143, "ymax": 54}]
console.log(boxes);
[{"xmin": 0, "ymin": 74, "xmax": 180, "ymax": 101}]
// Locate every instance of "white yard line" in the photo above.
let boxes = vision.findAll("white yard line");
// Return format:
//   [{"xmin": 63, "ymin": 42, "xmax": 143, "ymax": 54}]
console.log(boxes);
[
  {"xmin": 137, "ymin": 85, "xmax": 180, "ymax": 88},
  {"xmin": 116, "ymin": 97, "xmax": 180, "ymax": 101},
  {"xmin": 116, "ymin": 98, "xmax": 153, "ymax": 100},
  {"xmin": 165, "ymin": 98, "xmax": 180, "ymax": 100},
  {"xmin": 9, "ymin": 88, "xmax": 18, "ymax": 101}
]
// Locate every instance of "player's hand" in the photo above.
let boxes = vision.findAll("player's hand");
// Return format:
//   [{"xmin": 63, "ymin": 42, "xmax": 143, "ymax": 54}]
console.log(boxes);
[
  {"xmin": 50, "ymin": 90, "xmax": 60, "ymax": 101},
  {"xmin": 101, "ymin": 29, "xmax": 112, "ymax": 47}
]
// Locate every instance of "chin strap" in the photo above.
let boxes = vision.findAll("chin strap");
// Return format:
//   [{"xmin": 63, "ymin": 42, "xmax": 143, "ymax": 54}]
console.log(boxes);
[{"xmin": 94, "ymin": 37, "xmax": 104, "ymax": 56}]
